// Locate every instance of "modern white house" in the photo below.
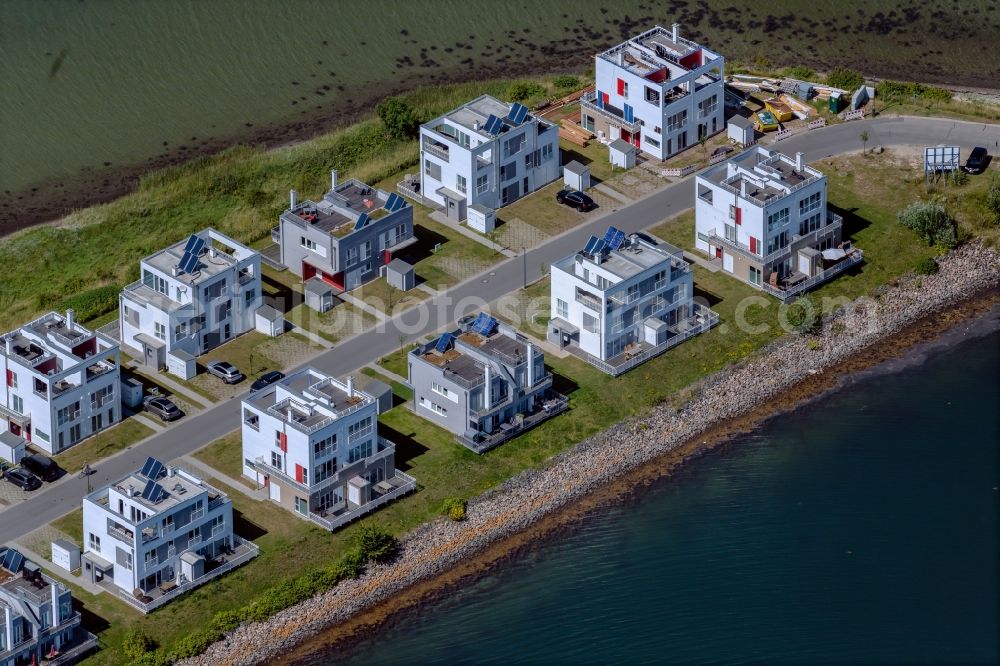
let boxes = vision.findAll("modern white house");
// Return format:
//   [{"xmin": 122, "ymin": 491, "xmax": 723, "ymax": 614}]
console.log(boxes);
[
  {"xmin": 418, "ymin": 95, "xmax": 560, "ymax": 220},
  {"xmin": 81, "ymin": 457, "xmax": 257, "ymax": 613},
  {"xmin": 241, "ymin": 368, "xmax": 415, "ymax": 531},
  {"xmin": 0, "ymin": 546, "xmax": 98, "ymax": 666},
  {"xmin": 407, "ymin": 314, "xmax": 568, "ymax": 452},
  {"xmin": 580, "ymin": 24, "xmax": 725, "ymax": 161},
  {"xmin": 276, "ymin": 172, "xmax": 416, "ymax": 290},
  {"xmin": 548, "ymin": 228, "xmax": 717, "ymax": 375},
  {"xmin": 694, "ymin": 146, "xmax": 864, "ymax": 299},
  {"xmin": 1, "ymin": 310, "xmax": 121, "ymax": 455},
  {"xmin": 119, "ymin": 228, "xmax": 263, "ymax": 379}
]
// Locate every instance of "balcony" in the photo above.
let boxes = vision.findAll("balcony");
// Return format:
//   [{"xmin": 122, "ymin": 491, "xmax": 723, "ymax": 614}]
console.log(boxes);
[
  {"xmin": 580, "ymin": 92, "xmax": 641, "ymax": 133},
  {"xmin": 459, "ymin": 390, "xmax": 569, "ymax": 453},
  {"xmin": 608, "ymin": 290, "xmax": 639, "ymax": 306},
  {"xmin": 575, "ymin": 289, "xmax": 604, "ymax": 312},
  {"xmin": 308, "ymin": 470, "xmax": 417, "ymax": 532},
  {"xmin": 86, "ymin": 359, "xmax": 115, "ymax": 382},
  {"xmin": 107, "ymin": 523, "xmax": 134, "ymax": 544},
  {"xmin": 422, "ymin": 138, "xmax": 450, "ymax": 161},
  {"xmin": 761, "ymin": 249, "xmax": 864, "ymax": 301}
]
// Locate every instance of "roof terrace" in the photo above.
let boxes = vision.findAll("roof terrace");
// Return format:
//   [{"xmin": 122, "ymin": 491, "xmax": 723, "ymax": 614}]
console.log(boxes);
[
  {"xmin": 599, "ymin": 24, "xmax": 718, "ymax": 83},
  {"xmin": 143, "ymin": 228, "xmax": 254, "ymax": 285}
]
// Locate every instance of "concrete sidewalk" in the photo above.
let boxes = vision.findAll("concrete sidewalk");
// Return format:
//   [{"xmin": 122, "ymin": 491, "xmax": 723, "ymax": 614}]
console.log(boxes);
[
  {"xmin": 366, "ymin": 363, "xmax": 408, "ymax": 386},
  {"xmin": 429, "ymin": 211, "xmax": 517, "ymax": 258},
  {"xmin": 127, "ymin": 360, "xmax": 213, "ymax": 409},
  {"xmin": 288, "ymin": 323, "xmax": 334, "ymax": 349},
  {"xmin": 682, "ymin": 250, "xmax": 722, "ymax": 273},
  {"xmin": 593, "ymin": 182, "xmax": 632, "ymax": 204}
]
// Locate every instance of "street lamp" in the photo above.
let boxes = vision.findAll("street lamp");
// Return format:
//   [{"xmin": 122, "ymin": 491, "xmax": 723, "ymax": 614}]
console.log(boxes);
[
  {"xmin": 81, "ymin": 463, "xmax": 93, "ymax": 493},
  {"xmin": 522, "ymin": 246, "xmax": 527, "ymax": 288}
]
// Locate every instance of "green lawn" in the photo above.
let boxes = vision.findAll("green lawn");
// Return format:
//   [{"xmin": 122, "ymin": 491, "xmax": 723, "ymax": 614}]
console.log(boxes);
[
  {"xmin": 493, "ymin": 276, "xmax": 552, "ymax": 338},
  {"xmin": 192, "ymin": 432, "xmax": 248, "ymax": 484},
  {"xmin": 351, "ymin": 278, "xmax": 428, "ymax": 315},
  {"xmin": 52, "ymin": 419, "xmax": 154, "ymax": 474},
  {"xmin": 360, "ymin": 367, "xmax": 413, "ymax": 402},
  {"xmin": 410, "ymin": 208, "xmax": 503, "ymax": 289},
  {"xmin": 51, "ymin": 508, "xmax": 84, "ymax": 546},
  {"xmin": 376, "ymin": 345, "xmax": 414, "ymax": 380},
  {"xmin": 494, "ymin": 181, "xmax": 582, "ymax": 239}
]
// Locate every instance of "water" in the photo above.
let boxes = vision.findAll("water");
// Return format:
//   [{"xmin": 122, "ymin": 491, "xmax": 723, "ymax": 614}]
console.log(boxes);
[{"xmin": 306, "ymin": 331, "xmax": 999, "ymax": 665}]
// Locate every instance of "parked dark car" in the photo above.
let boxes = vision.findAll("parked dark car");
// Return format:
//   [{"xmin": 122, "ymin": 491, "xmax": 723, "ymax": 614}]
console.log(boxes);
[
  {"xmin": 251, "ymin": 370, "xmax": 285, "ymax": 391},
  {"xmin": 555, "ymin": 188, "xmax": 596, "ymax": 211},
  {"xmin": 5, "ymin": 468, "xmax": 41, "ymax": 491},
  {"xmin": 963, "ymin": 147, "xmax": 988, "ymax": 174},
  {"xmin": 144, "ymin": 396, "xmax": 184, "ymax": 422},
  {"xmin": 206, "ymin": 360, "xmax": 244, "ymax": 384},
  {"xmin": 21, "ymin": 453, "xmax": 61, "ymax": 482}
]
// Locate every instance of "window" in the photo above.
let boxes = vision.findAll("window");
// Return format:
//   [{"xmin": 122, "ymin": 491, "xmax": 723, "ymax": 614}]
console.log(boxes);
[
  {"xmin": 34, "ymin": 428, "xmax": 49, "ymax": 442},
  {"xmin": 799, "ymin": 192, "xmax": 822, "ymax": 215},
  {"xmin": 476, "ymin": 174, "xmax": 489, "ymax": 195},
  {"xmin": 245, "ymin": 289, "xmax": 256, "ymax": 306},
  {"xmin": 143, "ymin": 270, "xmax": 168, "ymax": 296},
  {"xmin": 767, "ymin": 231, "xmax": 790, "ymax": 254},
  {"xmin": 431, "ymin": 382, "xmax": 452, "ymax": 398},
  {"xmin": 348, "ymin": 440, "xmax": 373, "ymax": 463},
  {"xmin": 767, "ymin": 208, "xmax": 790, "ymax": 232},
  {"xmin": 91, "ymin": 385, "xmax": 114, "ymax": 408},
  {"xmin": 70, "ymin": 423, "xmax": 82, "ymax": 443},
  {"xmin": 556, "ymin": 298, "xmax": 568, "ymax": 319},
  {"xmin": 145, "ymin": 550, "xmax": 158, "ymax": 566},
  {"xmin": 270, "ymin": 451, "xmax": 282, "ymax": 470},
  {"xmin": 151, "ymin": 321, "xmax": 166, "ymax": 341},
  {"xmin": 295, "ymin": 497, "xmax": 309, "ymax": 516},
  {"xmin": 300, "ymin": 467, "xmax": 308, "ymax": 484},
  {"xmin": 7, "ymin": 371, "xmax": 16, "ymax": 389},
  {"xmin": 500, "ymin": 161, "xmax": 517, "ymax": 181},
  {"xmin": 503, "ymin": 135, "xmax": 525, "ymax": 157},
  {"xmin": 644, "ymin": 86, "xmax": 660, "ymax": 104},
  {"xmin": 799, "ymin": 212, "xmax": 822, "ymax": 236},
  {"xmin": 89, "ymin": 533, "xmax": 101, "ymax": 551},
  {"xmin": 540, "ymin": 143, "xmax": 553, "ymax": 162},
  {"xmin": 419, "ymin": 397, "xmax": 447, "ymax": 417},
  {"xmin": 348, "ymin": 416, "xmax": 373, "ymax": 442},
  {"xmin": 645, "ymin": 136, "xmax": 660, "ymax": 148},
  {"xmin": 11, "ymin": 394, "xmax": 23, "ymax": 414},
  {"xmin": 116, "ymin": 547, "xmax": 133, "ymax": 571},
  {"xmin": 360, "ymin": 240, "xmax": 372, "ymax": 261},
  {"xmin": 582, "ymin": 312, "xmax": 600, "ymax": 334},
  {"xmin": 667, "ymin": 110, "xmax": 688, "ymax": 132},
  {"xmin": 346, "ymin": 246, "xmax": 359, "ymax": 266},
  {"xmin": 749, "ymin": 266, "xmax": 762, "ymax": 286},
  {"xmin": 314, "ymin": 458, "xmax": 336, "ymax": 483},
  {"xmin": 423, "ymin": 159, "xmax": 441, "ymax": 180},
  {"xmin": 300, "ymin": 236, "xmax": 318, "ymax": 251},
  {"xmin": 455, "ymin": 174, "xmax": 467, "ymax": 194},
  {"xmin": 243, "ymin": 409, "xmax": 259, "ymax": 431},
  {"xmin": 58, "ymin": 401, "xmax": 81, "ymax": 425},
  {"xmin": 724, "ymin": 224, "xmax": 737, "ymax": 243},
  {"xmin": 617, "ymin": 78, "xmax": 628, "ymax": 97},
  {"xmin": 313, "ymin": 434, "xmax": 336, "ymax": 456}
]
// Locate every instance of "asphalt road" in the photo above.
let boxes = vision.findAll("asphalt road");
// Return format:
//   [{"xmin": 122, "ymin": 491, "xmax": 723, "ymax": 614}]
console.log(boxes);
[{"xmin": 2, "ymin": 116, "xmax": 997, "ymax": 545}]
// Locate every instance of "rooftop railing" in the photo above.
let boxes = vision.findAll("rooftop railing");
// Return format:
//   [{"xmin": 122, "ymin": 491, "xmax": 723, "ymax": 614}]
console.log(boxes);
[{"xmin": 761, "ymin": 250, "xmax": 864, "ymax": 301}]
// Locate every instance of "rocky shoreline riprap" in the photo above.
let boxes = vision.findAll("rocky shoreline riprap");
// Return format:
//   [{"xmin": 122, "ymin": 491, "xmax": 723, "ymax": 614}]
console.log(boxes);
[{"xmin": 183, "ymin": 242, "xmax": 1000, "ymax": 666}]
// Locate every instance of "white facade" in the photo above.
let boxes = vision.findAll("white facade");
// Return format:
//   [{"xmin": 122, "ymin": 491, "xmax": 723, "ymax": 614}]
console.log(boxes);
[
  {"xmin": 548, "ymin": 231, "xmax": 694, "ymax": 362},
  {"xmin": 119, "ymin": 228, "xmax": 262, "ymax": 377},
  {"xmin": 419, "ymin": 95, "xmax": 560, "ymax": 218},
  {"xmin": 81, "ymin": 459, "xmax": 235, "ymax": 596},
  {"xmin": 695, "ymin": 146, "xmax": 846, "ymax": 290},
  {"xmin": 1, "ymin": 310, "xmax": 121, "ymax": 455},
  {"xmin": 242, "ymin": 368, "xmax": 408, "ymax": 529},
  {"xmin": 580, "ymin": 24, "xmax": 725, "ymax": 161}
]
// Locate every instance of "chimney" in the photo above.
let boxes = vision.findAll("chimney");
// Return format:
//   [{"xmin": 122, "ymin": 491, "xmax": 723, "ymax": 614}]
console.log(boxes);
[
  {"xmin": 346, "ymin": 375, "xmax": 354, "ymax": 398},
  {"xmin": 484, "ymin": 366, "xmax": 492, "ymax": 408},
  {"xmin": 672, "ymin": 22, "xmax": 680, "ymax": 42},
  {"xmin": 4, "ymin": 336, "xmax": 12, "ymax": 355},
  {"xmin": 795, "ymin": 152, "xmax": 804, "ymax": 171},
  {"xmin": 65, "ymin": 308, "xmax": 75, "ymax": 330},
  {"xmin": 526, "ymin": 344, "xmax": 535, "ymax": 386},
  {"xmin": 290, "ymin": 189, "xmax": 298, "ymax": 210},
  {"xmin": 331, "ymin": 169, "xmax": 338, "ymax": 189},
  {"xmin": 740, "ymin": 178, "xmax": 747, "ymax": 196}
]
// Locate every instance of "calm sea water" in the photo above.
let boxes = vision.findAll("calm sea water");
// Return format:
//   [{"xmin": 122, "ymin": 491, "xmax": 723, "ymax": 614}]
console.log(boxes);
[{"xmin": 301, "ymin": 331, "xmax": 999, "ymax": 665}]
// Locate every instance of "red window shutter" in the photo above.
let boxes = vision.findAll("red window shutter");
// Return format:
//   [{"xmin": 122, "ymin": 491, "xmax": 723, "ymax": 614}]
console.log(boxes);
[
  {"xmin": 601, "ymin": 92, "xmax": 609, "ymax": 106},
  {"xmin": 617, "ymin": 78, "xmax": 625, "ymax": 96},
  {"xmin": 735, "ymin": 207, "xmax": 742, "ymax": 225},
  {"xmin": 279, "ymin": 432, "xmax": 288, "ymax": 452},
  {"xmin": 295, "ymin": 464, "xmax": 303, "ymax": 483},
  {"xmin": 5, "ymin": 370, "xmax": 11, "ymax": 387},
  {"xmin": 749, "ymin": 237, "xmax": 758, "ymax": 254}
]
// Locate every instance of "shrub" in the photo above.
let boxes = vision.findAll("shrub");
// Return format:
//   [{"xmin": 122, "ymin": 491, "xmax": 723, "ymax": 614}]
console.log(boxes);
[
  {"xmin": 825, "ymin": 67, "xmax": 863, "ymax": 92},
  {"xmin": 442, "ymin": 497, "xmax": 467, "ymax": 521},
  {"xmin": 897, "ymin": 200, "xmax": 958, "ymax": 248},
  {"xmin": 553, "ymin": 75, "xmax": 580, "ymax": 91},
  {"xmin": 986, "ymin": 174, "xmax": 1000, "ymax": 225},
  {"xmin": 505, "ymin": 81, "xmax": 546, "ymax": 104},
  {"xmin": 58, "ymin": 284, "xmax": 121, "ymax": 323},
  {"xmin": 783, "ymin": 66, "xmax": 816, "ymax": 81},
  {"xmin": 783, "ymin": 299, "xmax": 820, "ymax": 335},
  {"xmin": 806, "ymin": 338, "xmax": 820, "ymax": 351},
  {"xmin": 355, "ymin": 524, "xmax": 399, "ymax": 563},
  {"xmin": 375, "ymin": 97, "xmax": 420, "ymax": 140},
  {"xmin": 914, "ymin": 257, "xmax": 939, "ymax": 275},
  {"xmin": 876, "ymin": 80, "xmax": 952, "ymax": 103},
  {"xmin": 121, "ymin": 627, "xmax": 156, "ymax": 661},
  {"xmin": 339, "ymin": 547, "xmax": 367, "ymax": 579}
]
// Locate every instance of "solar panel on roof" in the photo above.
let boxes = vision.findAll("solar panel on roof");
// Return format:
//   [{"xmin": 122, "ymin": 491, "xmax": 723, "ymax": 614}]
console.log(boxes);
[
  {"xmin": 508, "ymin": 102, "xmax": 528, "ymax": 125},
  {"xmin": 470, "ymin": 312, "xmax": 489, "ymax": 332},
  {"xmin": 183, "ymin": 234, "xmax": 202, "ymax": 254},
  {"xmin": 354, "ymin": 213, "xmax": 369, "ymax": 230},
  {"xmin": 484, "ymin": 114, "xmax": 505, "ymax": 136},
  {"xmin": 0, "ymin": 549, "xmax": 13, "ymax": 571},
  {"xmin": 390, "ymin": 193, "xmax": 407, "ymax": 211},
  {"xmin": 435, "ymin": 332, "xmax": 455, "ymax": 353},
  {"xmin": 583, "ymin": 235, "xmax": 600, "ymax": 255},
  {"xmin": 608, "ymin": 230, "xmax": 626, "ymax": 251},
  {"xmin": 385, "ymin": 193, "xmax": 399, "ymax": 211},
  {"xmin": 141, "ymin": 456, "xmax": 165, "ymax": 481},
  {"xmin": 180, "ymin": 252, "xmax": 200, "ymax": 274},
  {"xmin": 592, "ymin": 239, "xmax": 607, "ymax": 255},
  {"xmin": 603, "ymin": 226, "xmax": 619, "ymax": 243},
  {"xmin": 4, "ymin": 549, "xmax": 24, "ymax": 574}
]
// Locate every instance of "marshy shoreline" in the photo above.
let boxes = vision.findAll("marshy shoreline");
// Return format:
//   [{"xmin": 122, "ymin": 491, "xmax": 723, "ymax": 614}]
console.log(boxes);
[{"xmin": 181, "ymin": 243, "xmax": 1000, "ymax": 666}]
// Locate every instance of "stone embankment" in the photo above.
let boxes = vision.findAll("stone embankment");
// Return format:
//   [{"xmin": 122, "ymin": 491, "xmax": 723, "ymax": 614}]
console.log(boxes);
[{"xmin": 185, "ymin": 242, "xmax": 1000, "ymax": 666}]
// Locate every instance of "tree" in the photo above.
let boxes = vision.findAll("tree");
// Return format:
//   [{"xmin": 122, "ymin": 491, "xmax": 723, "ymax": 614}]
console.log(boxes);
[
  {"xmin": 897, "ymin": 200, "xmax": 958, "ymax": 248},
  {"xmin": 860, "ymin": 130, "xmax": 869, "ymax": 154},
  {"xmin": 699, "ymin": 134, "xmax": 708, "ymax": 155},
  {"xmin": 553, "ymin": 75, "xmax": 580, "ymax": 91},
  {"xmin": 506, "ymin": 81, "xmax": 545, "ymax": 104},
  {"xmin": 376, "ymin": 97, "xmax": 419, "ymax": 140}
]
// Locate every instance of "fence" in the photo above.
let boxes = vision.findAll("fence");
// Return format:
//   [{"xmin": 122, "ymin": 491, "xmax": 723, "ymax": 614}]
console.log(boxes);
[
  {"xmin": 760, "ymin": 251, "xmax": 865, "ymax": 301},
  {"xmin": 807, "ymin": 118, "xmax": 827, "ymax": 130},
  {"xmin": 113, "ymin": 537, "xmax": 260, "ymax": 614},
  {"xmin": 774, "ymin": 128, "xmax": 793, "ymax": 142},
  {"xmin": 839, "ymin": 109, "xmax": 865, "ymax": 122},
  {"xmin": 708, "ymin": 150, "xmax": 732, "ymax": 165},
  {"xmin": 308, "ymin": 471, "xmax": 418, "ymax": 531},
  {"xmin": 661, "ymin": 164, "xmax": 699, "ymax": 178}
]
